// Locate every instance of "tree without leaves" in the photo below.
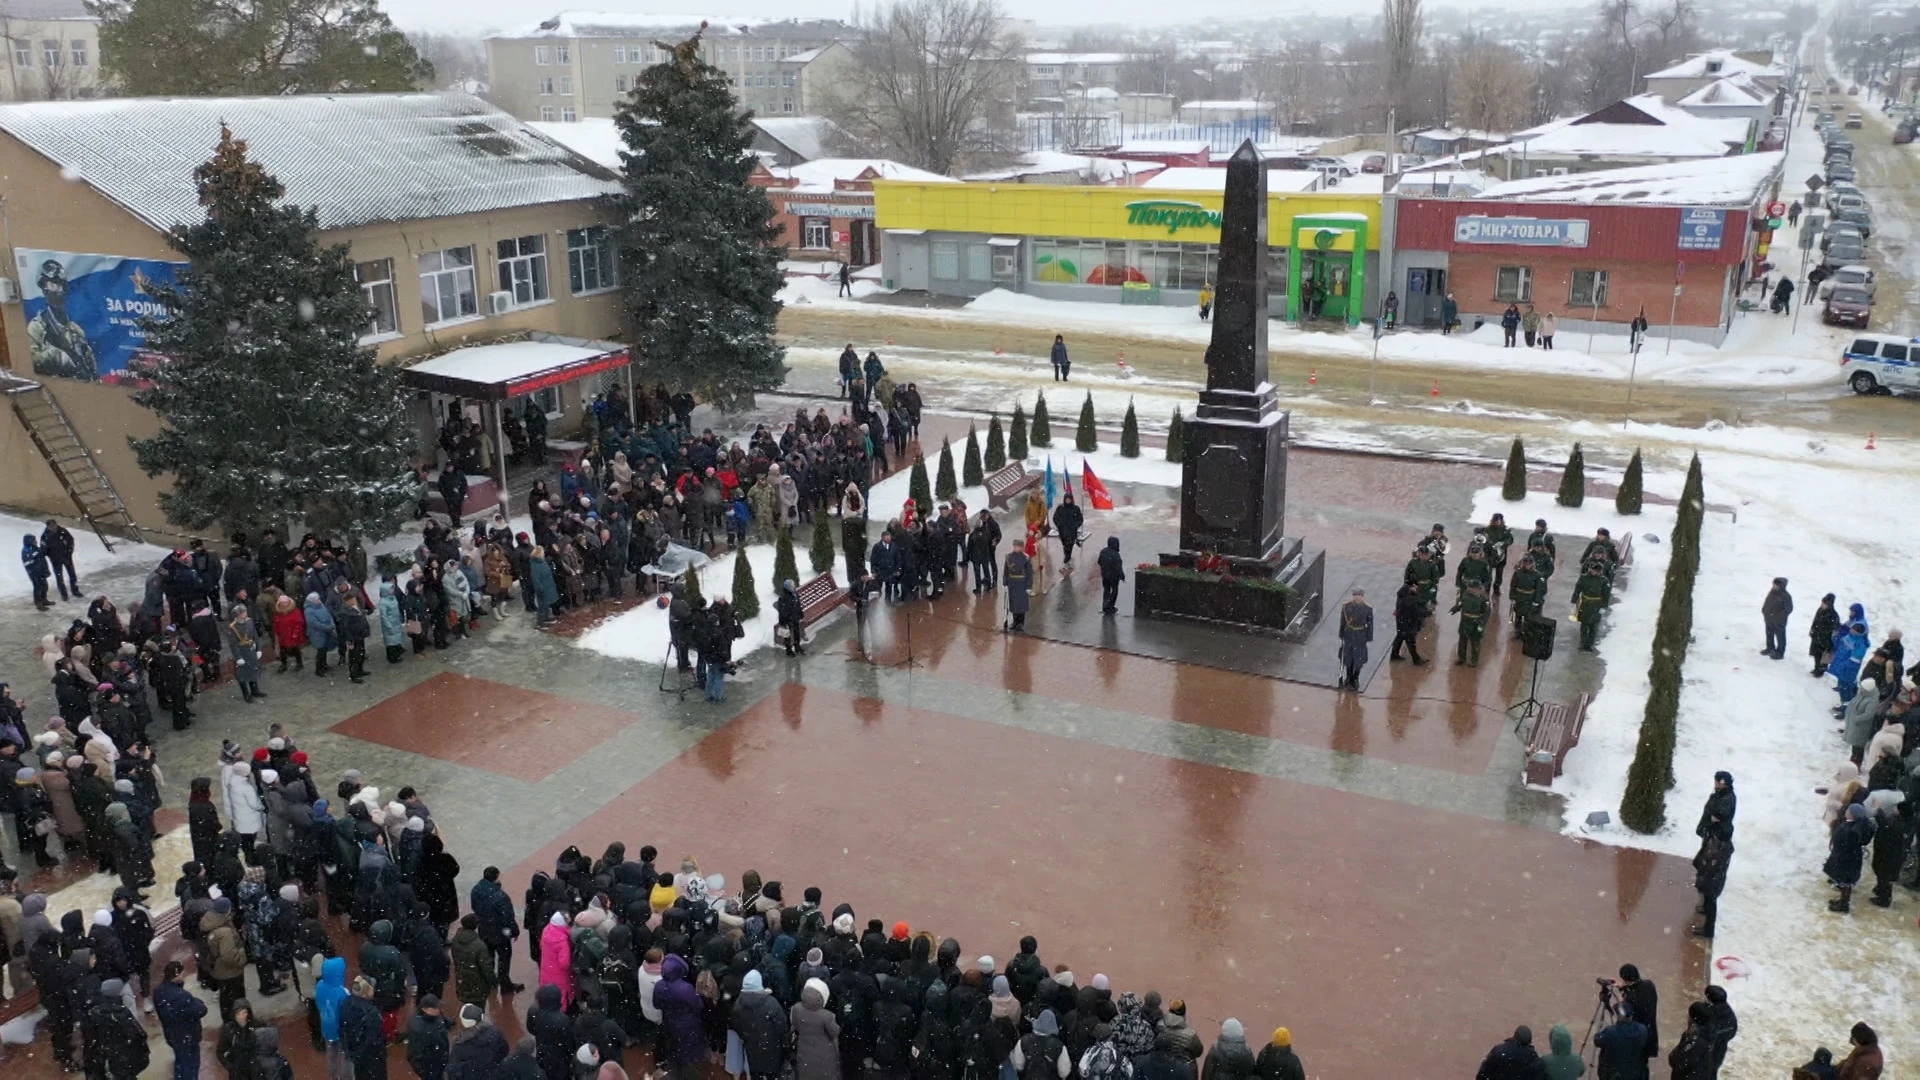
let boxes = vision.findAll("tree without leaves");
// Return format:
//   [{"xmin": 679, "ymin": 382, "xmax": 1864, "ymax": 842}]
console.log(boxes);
[
  {"xmin": 1452, "ymin": 41, "xmax": 1534, "ymax": 135},
  {"xmin": 93, "ymin": 0, "xmax": 430, "ymax": 95},
  {"xmin": 614, "ymin": 31, "xmax": 786, "ymax": 409},
  {"xmin": 130, "ymin": 127, "xmax": 416, "ymax": 540},
  {"xmin": 821, "ymin": 0, "xmax": 1023, "ymax": 174},
  {"xmin": 731, "ymin": 547, "xmax": 761, "ymax": 618},
  {"xmin": 1381, "ymin": 0, "xmax": 1424, "ymax": 122}
]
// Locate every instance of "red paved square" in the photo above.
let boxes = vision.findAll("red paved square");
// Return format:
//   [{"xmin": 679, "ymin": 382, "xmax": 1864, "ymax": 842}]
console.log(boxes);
[
  {"xmin": 506, "ymin": 682, "xmax": 1704, "ymax": 1077},
  {"xmin": 329, "ymin": 671, "xmax": 636, "ymax": 781}
]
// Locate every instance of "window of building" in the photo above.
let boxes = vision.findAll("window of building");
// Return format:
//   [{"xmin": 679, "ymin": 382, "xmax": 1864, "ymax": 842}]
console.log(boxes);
[
  {"xmin": 538, "ymin": 77, "xmax": 554, "ymax": 95},
  {"xmin": 782, "ymin": 71, "xmax": 795, "ymax": 86},
  {"xmin": 783, "ymin": 100, "xmax": 795, "ymax": 113},
  {"xmin": 419, "ymin": 246, "xmax": 478, "ymax": 326},
  {"xmin": 1494, "ymin": 265, "xmax": 1533, "ymax": 302},
  {"xmin": 612, "ymin": 45, "xmax": 626, "ymax": 63},
  {"xmin": 534, "ymin": 45, "xmax": 551, "ymax": 64},
  {"xmin": 931, "ymin": 241, "xmax": 960, "ymax": 280},
  {"xmin": 801, "ymin": 217, "xmax": 832, "ymax": 250},
  {"xmin": 41, "ymin": 40, "xmax": 59, "ymax": 66},
  {"xmin": 558, "ymin": 75, "xmax": 573, "ymax": 94},
  {"xmin": 355, "ymin": 258, "xmax": 398, "ymax": 338},
  {"xmin": 567, "ymin": 226, "xmax": 616, "ymax": 294},
  {"xmin": 12, "ymin": 40, "xmax": 29, "ymax": 67},
  {"xmin": 1568, "ymin": 268, "xmax": 1609, "ymax": 307},
  {"xmin": 615, "ymin": 74, "xmax": 628, "ymax": 92},
  {"xmin": 496, "ymin": 235, "xmax": 550, "ymax": 306},
  {"xmin": 561, "ymin": 107, "xmax": 577, "ymax": 122},
  {"xmin": 539, "ymin": 105, "xmax": 556, "ymax": 121},
  {"xmin": 966, "ymin": 243, "xmax": 991, "ymax": 281},
  {"xmin": 68, "ymin": 39, "xmax": 84, "ymax": 66},
  {"xmin": 555, "ymin": 43, "xmax": 570, "ymax": 63}
]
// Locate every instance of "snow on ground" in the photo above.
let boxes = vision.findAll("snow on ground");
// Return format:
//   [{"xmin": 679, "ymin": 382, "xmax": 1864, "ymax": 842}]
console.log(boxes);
[
  {"xmin": 778, "ymin": 275, "xmax": 890, "ymax": 304},
  {"xmin": 0, "ymin": 511, "xmax": 168, "ymax": 599},
  {"xmin": 1518, "ymin": 441, "xmax": 1920, "ymax": 1070}
]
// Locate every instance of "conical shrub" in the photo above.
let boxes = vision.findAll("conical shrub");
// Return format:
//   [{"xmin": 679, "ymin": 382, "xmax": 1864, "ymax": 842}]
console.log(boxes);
[
  {"xmin": 985, "ymin": 415, "xmax": 1006, "ymax": 471},
  {"xmin": 1030, "ymin": 392, "xmax": 1052, "ymax": 447},
  {"xmin": 936, "ymin": 437, "xmax": 958, "ymax": 500},
  {"xmin": 1166, "ymin": 407, "xmax": 1186, "ymax": 463},
  {"xmin": 1120, "ymin": 400, "xmax": 1140, "ymax": 458},
  {"xmin": 772, "ymin": 527, "xmax": 800, "ymax": 597},
  {"xmin": 1616, "ymin": 449, "xmax": 1644, "ymax": 515},
  {"xmin": 1074, "ymin": 392, "xmax": 1097, "ymax": 452},
  {"xmin": 909, "ymin": 453, "xmax": 932, "ymax": 517},
  {"xmin": 682, "ymin": 561, "xmax": 703, "ymax": 607},
  {"xmin": 1502, "ymin": 437, "xmax": 1527, "ymax": 501},
  {"xmin": 1009, "ymin": 403, "xmax": 1029, "ymax": 460},
  {"xmin": 810, "ymin": 510, "xmax": 835, "ymax": 574},
  {"xmin": 963, "ymin": 426, "xmax": 984, "ymax": 486},
  {"xmin": 731, "ymin": 547, "xmax": 760, "ymax": 619},
  {"xmin": 1557, "ymin": 443, "xmax": 1585, "ymax": 508}
]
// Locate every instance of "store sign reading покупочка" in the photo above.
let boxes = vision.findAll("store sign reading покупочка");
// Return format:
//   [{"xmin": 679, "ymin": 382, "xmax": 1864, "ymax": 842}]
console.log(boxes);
[
  {"xmin": 1126, "ymin": 200, "xmax": 1224, "ymax": 236},
  {"xmin": 1453, "ymin": 215, "xmax": 1591, "ymax": 248}
]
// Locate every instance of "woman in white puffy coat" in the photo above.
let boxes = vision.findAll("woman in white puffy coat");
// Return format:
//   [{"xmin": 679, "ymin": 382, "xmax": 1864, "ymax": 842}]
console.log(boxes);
[{"xmin": 221, "ymin": 757, "xmax": 264, "ymax": 846}]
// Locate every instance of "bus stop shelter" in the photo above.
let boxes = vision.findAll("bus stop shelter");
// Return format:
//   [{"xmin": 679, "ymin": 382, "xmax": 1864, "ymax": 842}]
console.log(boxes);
[{"xmin": 400, "ymin": 333, "xmax": 632, "ymax": 515}]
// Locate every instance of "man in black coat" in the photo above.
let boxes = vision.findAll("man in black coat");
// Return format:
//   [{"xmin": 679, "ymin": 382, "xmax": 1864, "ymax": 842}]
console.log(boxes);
[
  {"xmin": 338, "ymin": 595, "xmax": 372, "ymax": 684},
  {"xmin": 1701, "ymin": 986, "xmax": 1737, "ymax": 1077},
  {"xmin": 450, "ymin": 1004, "xmax": 511, "ymax": 1080},
  {"xmin": 1052, "ymin": 494, "xmax": 1084, "ymax": 568},
  {"xmin": 41, "ymin": 519, "xmax": 78, "ymax": 600},
  {"xmin": 341, "ymin": 977, "xmax": 389, "ymax": 1080},
  {"xmin": 1387, "ymin": 580, "xmax": 1427, "ymax": 665},
  {"xmin": 731, "ymin": 969, "xmax": 789, "ymax": 1079},
  {"xmin": 1618, "ymin": 965, "xmax": 1659, "ymax": 1058},
  {"xmin": 1096, "ymin": 537, "xmax": 1126, "ymax": 616},
  {"xmin": 1474, "ymin": 1025, "xmax": 1542, "ymax": 1080},
  {"xmin": 470, "ymin": 866, "xmax": 523, "ymax": 994},
  {"xmin": 1592, "ymin": 1011, "xmax": 1648, "ymax": 1080},
  {"xmin": 775, "ymin": 581, "xmax": 806, "ymax": 657},
  {"xmin": 526, "ymin": 983, "xmax": 579, "ymax": 1080},
  {"xmin": 408, "ymin": 995, "xmax": 453, "ymax": 1080}
]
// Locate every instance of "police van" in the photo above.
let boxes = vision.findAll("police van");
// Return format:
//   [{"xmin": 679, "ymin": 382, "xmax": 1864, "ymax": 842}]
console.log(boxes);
[{"xmin": 1841, "ymin": 333, "xmax": 1920, "ymax": 394}]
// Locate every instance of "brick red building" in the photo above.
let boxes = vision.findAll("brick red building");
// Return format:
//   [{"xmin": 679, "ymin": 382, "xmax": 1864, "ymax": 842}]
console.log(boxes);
[
  {"xmin": 751, "ymin": 158, "xmax": 957, "ymax": 268},
  {"xmin": 1389, "ymin": 152, "xmax": 1783, "ymax": 343}
]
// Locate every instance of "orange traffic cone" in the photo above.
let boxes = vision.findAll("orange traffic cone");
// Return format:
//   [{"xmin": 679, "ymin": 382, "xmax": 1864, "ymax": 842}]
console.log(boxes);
[
  {"xmin": 1866, "ymin": 431, "xmax": 1877, "ymax": 450},
  {"xmin": 1308, "ymin": 368, "xmax": 1318, "ymax": 385},
  {"xmin": 1429, "ymin": 380, "xmax": 1441, "ymax": 397}
]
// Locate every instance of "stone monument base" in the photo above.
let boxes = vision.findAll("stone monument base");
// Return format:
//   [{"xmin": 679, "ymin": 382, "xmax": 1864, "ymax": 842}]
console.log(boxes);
[{"xmin": 1133, "ymin": 537, "xmax": 1326, "ymax": 640}]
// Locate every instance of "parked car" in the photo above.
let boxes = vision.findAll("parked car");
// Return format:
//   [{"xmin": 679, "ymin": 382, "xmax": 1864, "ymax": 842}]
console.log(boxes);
[
  {"xmin": 1824, "ymin": 286, "xmax": 1874, "ymax": 327},
  {"xmin": 1824, "ymin": 242, "xmax": 1868, "ymax": 271},
  {"xmin": 1819, "ymin": 264, "xmax": 1877, "ymax": 300},
  {"xmin": 1846, "ymin": 112, "xmax": 1865, "ymax": 128},
  {"xmin": 1834, "ymin": 193, "xmax": 1867, "ymax": 214},
  {"xmin": 1360, "ymin": 154, "xmax": 1386, "ymax": 173},
  {"xmin": 1841, "ymin": 333, "xmax": 1917, "ymax": 394},
  {"xmin": 1835, "ymin": 207, "xmax": 1873, "ymax": 239},
  {"xmin": 1829, "ymin": 163, "xmax": 1857, "ymax": 183},
  {"xmin": 1822, "ymin": 222, "xmax": 1865, "ymax": 252},
  {"xmin": 1897, "ymin": 121, "xmax": 1917, "ymax": 144}
]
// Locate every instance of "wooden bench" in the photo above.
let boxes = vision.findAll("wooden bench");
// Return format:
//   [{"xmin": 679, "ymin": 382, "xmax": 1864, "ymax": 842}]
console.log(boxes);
[
  {"xmin": 777, "ymin": 572, "xmax": 849, "ymax": 649},
  {"xmin": 985, "ymin": 462, "xmax": 1041, "ymax": 510},
  {"xmin": 1523, "ymin": 693, "xmax": 1591, "ymax": 787}
]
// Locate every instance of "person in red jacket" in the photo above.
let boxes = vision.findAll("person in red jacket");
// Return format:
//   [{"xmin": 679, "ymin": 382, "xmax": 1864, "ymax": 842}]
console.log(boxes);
[{"xmin": 271, "ymin": 594, "xmax": 307, "ymax": 672}]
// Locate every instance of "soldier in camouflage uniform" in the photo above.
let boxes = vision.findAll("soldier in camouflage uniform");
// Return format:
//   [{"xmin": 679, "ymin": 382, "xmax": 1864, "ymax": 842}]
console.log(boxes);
[
  {"xmin": 1452, "ymin": 581, "xmax": 1491, "ymax": 666},
  {"xmin": 1572, "ymin": 560, "xmax": 1611, "ymax": 651},
  {"xmin": 1508, "ymin": 554, "xmax": 1545, "ymax": 635},
  {"xmin": 1404, "ymin": 546, "xmax": 1442, "ymax": 615}
]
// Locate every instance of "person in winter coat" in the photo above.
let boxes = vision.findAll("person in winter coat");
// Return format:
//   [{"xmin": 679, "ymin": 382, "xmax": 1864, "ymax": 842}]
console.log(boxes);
[
  {"xmin": 1095, "ymin": 537, "xmax": 1125, "ymax": 615},
  {"xmin": 655, "ymin": 952, "xmax": 705, "ymax": 1079},
  {"xmin": 341, "ymin": 976, "xmax": 389, "ymax": 1080},
  {"xmin": 1201, "ymin": 1019, "xmax": 1257, "ymax": 1080},
  {"xmin": 303, "ymin": 593, "xmax": 338, "ymax": 676},
  {"xmin": 377, "ymin": 579, "xmax": 406, "ymax": 664},
  {"xmin": 1253, "ymin": 1028, "xmax": 1303, "ymax": 1080},
  {"xmin": 216, "ymin": 998, "xmax": 259, "ymax": 1077},
  {"xmin": 86, "ymin": 976, "xmax": 151, "ymax": 1079},
  {"xmin": 452, "ymin": 1003, "xmax": 511, "ymax": 1080},
  {"xmin": 1762, "ymin": 577, "xmax": 1794, "ymax": 659},
  {"xmin": 1051, "ymin": 494, "xmax": 1083, "ymax": 567},
  {"xmin": 443, "ymin": 559, "xmax": 474, "ymax": 637},
  {"xmin": 226, "ymin": 603, "xmax": 267, "ymax": 702},
  {"xmin": 1539, "ymin": 1024, "xmax": 1584, "ymax": 1080},
  {"xmin": 272, "ymin": 593, "xmax": 307, "ymax": 672},
  {"xmin": 732, "ymin": 968, "xmax": 788, "ymax": 1079},
  {"xmin": 528, "ymin": 983, "xmax": 580, "ymax": 1080},
  {"xmin": 1701, "ymin": 985, "xmax": 1737, "ymax": 1076},
  {"xmin": 1832, "ymin": 622, "xmax": 1871, "ymax": 707},
  {"xmin": 1591, "ymin": 1009, "xmax": 1648, "ymax": 1080},
  {"xmin": 154, "ymin": 960, "xmax": 207, "ymax": 1080},
  {"xmin": 361, "ymin": 918, "xmax": 410, "ymax": 1034},
  {"xmin": 201, "ymin": 896, "xmax": 248, "ymax": 1019},
  {"xmin": 471, "ymin": 867, "xmax": 522, "ymax": 996},
  {"xmin": 529, "ymin": 548, "xmax": 559, "ymax": 627},
  {"xmin": 316, "ymin": 956, "xmax": 350, "ymax": 1075},
  {"xmin": 1475, "ymin": 1026, "xmax": 1544, "ymax": 1080},
  {"xmin": 1049, "ymin": 335, "xmax": 1070, "ymax": 381},
  {"xmin": 774, "ymin": 581, "xmax": 806, "ymax": 657},
  {"xmin": 1003, "ymin": 543, "xmax": 1033, "ymax": 631},
  {"xmin": 1500, "ymin": 304, "xmax": 1521, "ymax": 346},
  {"xmin": 1666, "ymin": 1002, "xmax": 1713, "ymax": 1080},
  {"xmin": 1155, "ymin": 1001, "xmax": 1204, "ymax": 1062},
  {"xmin": 540, "ymin": 910, "xmax": 576, "ymax": 1010},
  {"xmin": 409, "ymin": 995, "xmax": 454, "ymax": 1080},
  {"xmin": 1012, "ymin": 1007, "xmax": 1070, "ymax": 1080},
  {"xmin": 1809, "ymin": 593, "xmax": 1841, "ymax": 675},
  {"xmin": 1834, "ymin": 1022, "xmax": 1882, "ymax": 1080},
  {"xmin": 452, "ymin": 913, "xmax": 497, "ymax": 1009},
  {"xmin": 1826, "ymin": 802, "xmax": 1876, "ymax": 912},
  {"xmin": 791, "ymin": 977, "xmax": 840, "ymax": 1080}
]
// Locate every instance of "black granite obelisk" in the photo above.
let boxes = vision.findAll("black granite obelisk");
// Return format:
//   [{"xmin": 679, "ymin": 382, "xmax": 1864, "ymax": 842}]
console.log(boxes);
[{"xmin": 1179, "ymin": 140, "xmax": 1289, "ymax": 560}]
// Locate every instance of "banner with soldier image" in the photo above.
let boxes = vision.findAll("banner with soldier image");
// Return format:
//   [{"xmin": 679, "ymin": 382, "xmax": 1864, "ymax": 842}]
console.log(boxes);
[{"xmin": 14, "ymin": 248, "xmax": 184, "ymax": 383}]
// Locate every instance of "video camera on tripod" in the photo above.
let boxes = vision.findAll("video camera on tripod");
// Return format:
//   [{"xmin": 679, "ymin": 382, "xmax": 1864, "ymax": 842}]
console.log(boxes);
[{"xmin": 1580, "ymin": 977, "xmax": 1624, "ymax": 1057}]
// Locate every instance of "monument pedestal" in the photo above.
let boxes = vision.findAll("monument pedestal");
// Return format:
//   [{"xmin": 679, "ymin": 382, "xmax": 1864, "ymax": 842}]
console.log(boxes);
[
  {"xmin": 1180, "ymin": 389, "xmax": 1289, "ymax": 559},
  {"xmin": 1134, "ymin": 537, "xmax": 1327, "ymax": 640}
]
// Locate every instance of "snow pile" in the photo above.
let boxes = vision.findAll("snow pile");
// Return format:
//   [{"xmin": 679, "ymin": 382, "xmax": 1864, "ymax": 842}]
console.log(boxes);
[
  {"xmin": 0, "ymin": 512, "xmax": 167, "ymax": 600},
  {"xmin": 779, "ymin": 275, "xmax": 888, "ymax": 304}
]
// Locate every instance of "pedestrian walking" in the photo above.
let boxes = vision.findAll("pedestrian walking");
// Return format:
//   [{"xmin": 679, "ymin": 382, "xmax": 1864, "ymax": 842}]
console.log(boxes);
[
  {"xmin": 1441, "ymin": 293, "xmax": 1458, "ymax": 335},
  {"xmin": 837, "ymin": 263, "xmax": 853, "ymax": 298},
  {"xmin": 41, "ymin": 519, "xmax": 78, "ymax": 600},
  {"xmin": 1003, "ymin": 542, "xmax": 1033, "ymax": 632},
  {"xmin": 1500, "ymin": 304, "xmax": 1521, "ymax": 347},
  {"xmin": 1337, "ymin": 588, "xmax": 1372, "ymax": 690},
  {"xmin": 1197, "ymin": 283, "xmax": 1214, "ymax": 321},
  {"xmin": 1095, "ymin": 537, "xmax": 1125, "ymax": 616},
  {"xmin": 1387, "ymin": 581, "xmax": 1426, "ymax": 665}
]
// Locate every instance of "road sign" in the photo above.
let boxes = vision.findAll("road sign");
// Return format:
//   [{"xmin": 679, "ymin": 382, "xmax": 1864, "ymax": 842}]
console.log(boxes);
[{"xmin": 1769, "ymin": 201, "xmax": 1787, "ymax": 216}]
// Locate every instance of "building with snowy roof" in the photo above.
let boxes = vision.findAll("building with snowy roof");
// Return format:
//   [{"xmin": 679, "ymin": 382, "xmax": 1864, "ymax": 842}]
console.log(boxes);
[
  {"xmin": 486, "ymin": 13, "xmax": 853, "ymax": 122},
  {"xmin": 0, "ymin": 91, "xmax": 632, "ymax": 529},
  {"xmin": 1389, "ymin": 152, "xmax": 1784, "ymax": 344},
  {"xmin": 1409, "ymin": 95, "xmax": 1758, "ymax": 179},
  {"xmin": 752, "ymin": 157, "xmax": 956, "ymax": 268},
  {"xmin": 1673, "ymin": 72, "xmax": 1778, "ymax": 127},
  {"xmin": 1642, "ymin": 49, "xmax": 1787, "ymax": 103}
]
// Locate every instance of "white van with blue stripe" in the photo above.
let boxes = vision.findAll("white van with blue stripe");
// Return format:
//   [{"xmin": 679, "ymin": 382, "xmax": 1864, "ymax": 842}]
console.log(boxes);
[{"xmin": 1842, "ymin": 333, "xmax": 1920, "ymax": 394}]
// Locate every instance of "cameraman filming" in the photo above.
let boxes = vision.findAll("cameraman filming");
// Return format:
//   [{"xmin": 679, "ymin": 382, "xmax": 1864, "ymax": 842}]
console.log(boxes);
[
  {"xmin": 1592, "ymin": 1003, "xmax": 1650, "ymax": 1080},
  {"xmin": 1617, "ymin": 965, "xmax": 1660, "ymax": 1059}
]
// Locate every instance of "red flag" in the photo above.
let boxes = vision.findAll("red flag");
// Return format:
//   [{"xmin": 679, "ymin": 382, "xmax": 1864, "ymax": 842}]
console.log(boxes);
[{"xmin": 1082, "ymin": 462, "xmax": 1113, "ymax": 510}]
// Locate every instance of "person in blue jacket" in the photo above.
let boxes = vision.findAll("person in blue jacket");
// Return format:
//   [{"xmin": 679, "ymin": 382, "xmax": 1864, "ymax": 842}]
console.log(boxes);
[
  {"xmin": 315, "ymin": 956, "xmax": 349, "ymax": 1077},
  {"xmin": 1049, "ymin": 335, "xmax": 1071, "ymax": 381},
  {"xmin": 1830, "ymin": 621, "xmax": 1871, "ymax": 712},
  {"xmin": 303, "ymin": 592, "xmax": 338, "ymax": 677},
  {"xmin": 20, "ymin": 534, "xmax": 51, "ymax": 611},
  {"xmin": 153, "ymin": 960, "xmax": 208, "ymax": 1080},
  {"xmin": 377, "ymin": 578, "xmax": 406, "ymax": 664}
]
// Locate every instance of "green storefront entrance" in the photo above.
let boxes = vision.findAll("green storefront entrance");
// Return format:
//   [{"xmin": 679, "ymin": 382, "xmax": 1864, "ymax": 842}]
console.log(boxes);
[{"xmin": 1285, "ymin": 213, "xmax": 1370, "ymax": 327}]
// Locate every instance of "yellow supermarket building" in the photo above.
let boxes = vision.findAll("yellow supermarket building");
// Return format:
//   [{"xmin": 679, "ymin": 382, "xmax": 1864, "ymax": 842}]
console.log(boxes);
[{"xmin": 871, "ymin": 177, "xmax": 1383, "ymax": 324}]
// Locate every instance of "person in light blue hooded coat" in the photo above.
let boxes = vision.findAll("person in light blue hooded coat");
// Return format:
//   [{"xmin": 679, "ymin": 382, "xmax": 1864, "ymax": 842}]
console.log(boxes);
[
  {"xmin": 377, "ymin": 578, "xmax": 405, "ymax": 664},
  {"xmin": 302, "ymin": 593, "xmax": 338, "ymax": 676},
  {"xmin": 315, "ymin": 955, "xmax": 349, "ymax": 1078}
]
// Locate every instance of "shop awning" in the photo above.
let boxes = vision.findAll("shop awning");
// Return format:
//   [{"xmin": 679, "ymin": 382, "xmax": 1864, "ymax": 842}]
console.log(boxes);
[
  {"xmin": 400, "ymin": 333, "xmax": 630, "ymax": 402},
  {"xmin": 988, "ymin": 236, "xmax": 1023, "ymax": 247}
]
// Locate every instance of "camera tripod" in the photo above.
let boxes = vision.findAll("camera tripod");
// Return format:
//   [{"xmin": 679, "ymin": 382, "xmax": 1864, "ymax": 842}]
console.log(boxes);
[
  {"xmin": 1509, "ymin": 655, "xmax": 1545, "ymax": 734},
  {"xmin": 1579, "ymin": 980, "xmax": 1619, "ymax": 1058}
]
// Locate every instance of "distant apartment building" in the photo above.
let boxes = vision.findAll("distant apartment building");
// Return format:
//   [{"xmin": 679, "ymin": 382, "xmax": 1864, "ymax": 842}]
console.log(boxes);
[
  {"xmin": 486, "ymin": 12, "xmax": 853, "ymax": 122},
  {"xmin": 0, "ymin": 0, "xmax": 100, "ymax": 101},
  {"xmin": 1025, "ymin": 52, "xmax": 1130, "ymax": 99}
]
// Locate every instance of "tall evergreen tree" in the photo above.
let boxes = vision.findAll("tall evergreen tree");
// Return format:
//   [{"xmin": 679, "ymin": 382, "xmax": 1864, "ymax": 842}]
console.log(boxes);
[
  {"xmin": 1120, "ymin": 400, "xmax": 1140, "ymax": 458},
  {"xmin": 909, "ymin": 453, "xmax": 932, "ymax": 517},
  {"xmin": 935, "ymin": 437, "xmax": 958, "ymax": 500},
  {"xmin": 772, "ymin": 527, "xmax": 800, "ymax": 595},
  {"xmin": 731, "ymin": 547, "xmax": 760, "ymax": 618},
  {"xmin": 962, "ymin": 425, "xmax": 984, "ymax": 487},
  {"xmin": 682, "ymin": 563, "xmax": 704, "ymax": 607},
  {"xmin": 96, "ymin": 0, "xmax": 430, "ymax": 96},
  {"xmin": 1074, "ymin": 392, "xmax": 1098, "ymax": 452},
  {"xmin": 984, "ymin": 414, "xmax": 1006, "ymax": 471},
  {"xmin": 1030, "ymin": 392, "xmax": 1052, "ymax": 447},
  {"xmin": 130, "ymin": 128, "xmax": 416, "ymax": 540},
  {"xmin": 1166, "ymin": 407, "xmax": 1186, "ymax": 463},
  {"xmin": 1502, "ymin": 437, "xmax": 1527, "ymax": 501},
  {"xmin": 810, "ymin": 511, "xmax": 835, "ymax": 574},
  {"xmin": 1616, "ymin": 449, "xmax": 1644, "ymax": 514},
  {"xmin": 1009, "ymin": 403, "xmax": 1028, "ymax": 461},
  {"xmin": 1557, "ymin": 443, "xmax": 1586, "ymax": 508},
  {"xmin": 1621, "ymin": 454, "xmax": 1705, "ymax": 833},
  {"xmin": 614, "ymin": 32, "xmax": 785, "ymax": 409}
]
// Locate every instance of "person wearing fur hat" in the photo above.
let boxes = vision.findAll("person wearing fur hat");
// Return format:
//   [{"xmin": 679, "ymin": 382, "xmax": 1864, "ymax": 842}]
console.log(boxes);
[
  {"xmin": 790, "ymin": 977, "xmax": 839, "ymax": 1080},
  {"xmin": 451, "ymin": 1001, "xmax": 510, "ymax": 1079}
]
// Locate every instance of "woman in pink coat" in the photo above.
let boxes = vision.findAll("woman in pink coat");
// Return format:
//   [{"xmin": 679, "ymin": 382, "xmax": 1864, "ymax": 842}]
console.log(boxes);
[{"xmin": 538, "ymin": 910, "xmax": 574, "ymax": 1008}]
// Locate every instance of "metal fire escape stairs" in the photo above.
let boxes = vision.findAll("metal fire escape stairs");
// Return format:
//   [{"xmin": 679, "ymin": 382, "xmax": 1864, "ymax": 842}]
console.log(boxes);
[{"xmin": 1, "ymin": 372, "xmax": 145, "ymax": 551}]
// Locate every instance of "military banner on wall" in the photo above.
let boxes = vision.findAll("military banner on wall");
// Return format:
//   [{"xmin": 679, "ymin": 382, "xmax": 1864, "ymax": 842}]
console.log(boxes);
[{"xmin": 13, "ymin": 249, "xmax": 184, "ymax": 383}]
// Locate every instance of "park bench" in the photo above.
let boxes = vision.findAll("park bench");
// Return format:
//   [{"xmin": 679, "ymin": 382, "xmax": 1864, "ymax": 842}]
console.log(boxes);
[
  {"xmin": 985, "ymin": 462, "xmax": 1041, "ymax": 510},
  {"xmin": 1613, "ymin": 531, "xmax": 1635, "ymax": 591},
  {"xmin": 1523, "ymin": 693, "xmax": 1591, "ymax": 788},
  {"xmin": 778, "ymin": 571, "xmax": 849, "ymax": 649}
]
